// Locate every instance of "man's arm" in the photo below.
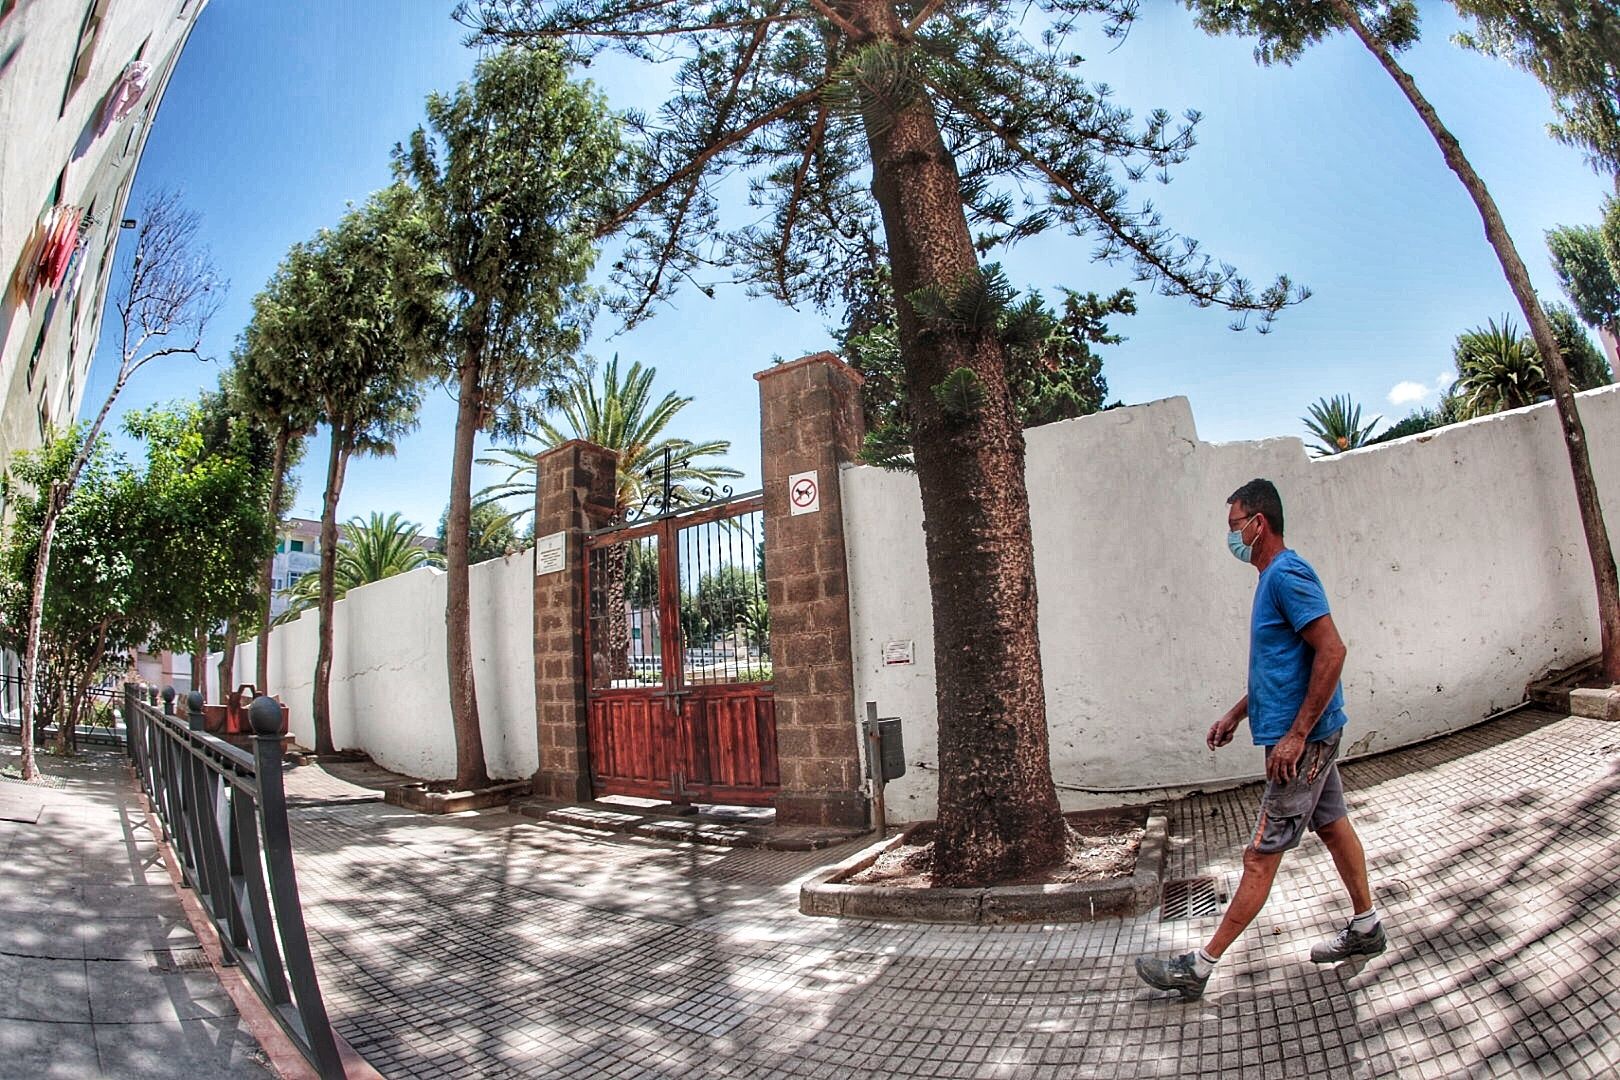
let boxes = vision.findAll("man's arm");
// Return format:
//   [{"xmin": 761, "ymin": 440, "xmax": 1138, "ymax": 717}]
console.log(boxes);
[
  {"xmin": 1266, "ymin": 613, "xmax": 1347, "ymax": 783},
  {"xmin": 1208, "ymin": 693, "xmax": 1249, "ymax": 751}
]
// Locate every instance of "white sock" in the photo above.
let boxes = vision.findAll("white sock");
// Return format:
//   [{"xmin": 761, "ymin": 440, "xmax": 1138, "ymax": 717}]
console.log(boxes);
[
  {"xmin": 1350, "ymin": 907, "xmax": 1379, "ymax": 932},
  {"xmin": 1190, "ymin": 947, "xmax": 1217, "ymax": 977}
]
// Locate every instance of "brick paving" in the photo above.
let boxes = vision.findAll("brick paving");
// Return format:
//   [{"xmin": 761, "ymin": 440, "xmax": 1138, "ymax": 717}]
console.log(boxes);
[{"xmin": 285, "ymin": 706, "xmax": 1620, "ymax": 1079}]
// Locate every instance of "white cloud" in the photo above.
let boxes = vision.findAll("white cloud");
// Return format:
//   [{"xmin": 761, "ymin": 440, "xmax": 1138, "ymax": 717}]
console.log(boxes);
[
  {"xmin": 1387, "ymin": 372, "xmax": 1453, "ymax": 407},
  {"xmin": 1387, "ymin": 381, "xmax": 1430, "ymax": 406}
]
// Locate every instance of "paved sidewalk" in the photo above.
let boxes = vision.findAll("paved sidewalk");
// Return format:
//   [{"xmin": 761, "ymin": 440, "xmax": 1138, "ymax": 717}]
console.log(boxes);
[
  {"xmin": 280, "ymin": 706, "xmax": 1620, "ymax": 1079},
  {"xmin": 0, "ymin": 747, "xmax": 271, "ymax": 1078}
]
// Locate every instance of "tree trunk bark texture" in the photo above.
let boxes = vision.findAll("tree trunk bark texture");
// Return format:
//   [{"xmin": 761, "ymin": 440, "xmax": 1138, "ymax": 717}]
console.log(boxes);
[
  {"xmin": 605, "ymin": 542, "xmax": 632, "ymax": 681},
  {"xmin": 17, "ymin": 480, "xmax": 66, "ymax": 781},
  {"xmin": 1335, "ymin": 0, "xmax": 1620, "ymax": 684},
  {"xmin": 446, "ymin": 354, "xmax": 491, "ymax": 790},
  {"xmin": 192, "ymin": 625, "xmax": 206, "ymax": 704},
  {"xmin": 256, "ymin": 424, "xmax": 290, "ymax": 693},
  {"xmin": 313, "ymin": 428, "xmax": 348, "ymax": 756},
  {"xmin": 844, "ymin": 0, "xmax": 1066, "ymax": 886},
  {"xmin": 220, "ymin": 620, "xmax": 238, "ymax": 702}
]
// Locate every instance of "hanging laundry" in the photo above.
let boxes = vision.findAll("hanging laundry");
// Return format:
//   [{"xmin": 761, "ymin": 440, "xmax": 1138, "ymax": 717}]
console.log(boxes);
[
  {"xmin": 96, "ymin": 60, "xmax": 153, "ymax": 137},
  {"xmin": 39, "ymin": 207, "xmax": 85, "ymax": 292}
]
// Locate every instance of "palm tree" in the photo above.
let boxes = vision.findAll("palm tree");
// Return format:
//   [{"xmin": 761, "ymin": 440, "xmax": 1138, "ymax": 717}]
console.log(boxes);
[
  {"xmin": 1302, "ymin": 395, "xmax": 1382, "ymax": 457},
  {"xmin": 477, "ymin": 356, "xmax": 741, "ymax": 677},
  {"xmin": 276, "ymin": 512, "xmax": 442, "ymax": 624},
  {"xmin": 1452, "ymin": 317, "xmax": 1549, "ymax": 419}
]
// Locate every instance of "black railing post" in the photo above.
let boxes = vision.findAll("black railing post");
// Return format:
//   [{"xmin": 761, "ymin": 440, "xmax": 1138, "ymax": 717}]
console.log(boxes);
[
  {"xmin": 250, "ymin": 695, "xmax": 344, "ymax": 1078},
  {"xmin": 162, "ymin": 686, "xmax": 175, "ymax": 716}
]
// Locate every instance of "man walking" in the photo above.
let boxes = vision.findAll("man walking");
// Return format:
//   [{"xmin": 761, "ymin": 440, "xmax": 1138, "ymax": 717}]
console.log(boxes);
[{"xmin": 1136, "ymin": 479, "xmax": 1384, "ymax": 1001}]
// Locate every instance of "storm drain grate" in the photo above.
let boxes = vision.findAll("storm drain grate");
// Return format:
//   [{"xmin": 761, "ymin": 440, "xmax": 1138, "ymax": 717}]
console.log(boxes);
[
  {"xmin": 1160, "ymin": 877, "xmax": 1224, "ymax": 921},
  {"xmin": 146, "ymin": 947, "xmax": 212, "ymax": 974}
]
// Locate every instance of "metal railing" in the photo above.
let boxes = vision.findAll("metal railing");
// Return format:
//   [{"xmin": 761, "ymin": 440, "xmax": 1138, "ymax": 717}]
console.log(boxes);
[{"xmin": 125, "ymin": 684, "xmax": 344, "ymax": 1079}]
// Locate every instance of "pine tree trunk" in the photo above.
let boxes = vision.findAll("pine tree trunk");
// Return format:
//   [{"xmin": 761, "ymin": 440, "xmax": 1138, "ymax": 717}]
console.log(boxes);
[
  {"xmin": 1334, "ymin": 0, "xmax": 1620, "ymax": 684},
  {"xmin": 256, "ymin": 423, "xmax": 291, "ymax": 692},
  {"xmin": 313, "ymin": 427, "xmax": 348, "ymax": 756},
  {"xmin": 192, "ymin": 626, "xmax": 206, "ymax": 704},
  {"xmin": 446, "ymin": 352, "xmax": 490, "ymax": 790},
  {"xmin": 219, "ymin": 619, "xmax": 238, "ymax": 701},
  {"xmin": 844, "ymin": 0, "xmax": 1066, "ymax": 886}
]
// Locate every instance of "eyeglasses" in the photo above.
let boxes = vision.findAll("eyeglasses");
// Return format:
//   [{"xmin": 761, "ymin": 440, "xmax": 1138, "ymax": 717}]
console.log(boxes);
[{"xmin": 1227, "ymin": 512, "xmax": 1259, "ymax": 532}]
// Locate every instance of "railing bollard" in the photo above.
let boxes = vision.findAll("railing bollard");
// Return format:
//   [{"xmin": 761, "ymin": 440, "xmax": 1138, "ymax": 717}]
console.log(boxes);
[
  {"xmin": 185, "ymin": 690, "xmax": 205, "ymax": 732},
  {"xmin": 162, "ymin": 686, "xmax": 175, "ymax": 716}
]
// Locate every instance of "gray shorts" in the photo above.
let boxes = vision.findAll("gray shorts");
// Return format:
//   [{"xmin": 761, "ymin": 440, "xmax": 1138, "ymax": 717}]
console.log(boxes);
[{"xmin": 1250, "ymin": 732, "xmax": 1347, "ymax": 855}]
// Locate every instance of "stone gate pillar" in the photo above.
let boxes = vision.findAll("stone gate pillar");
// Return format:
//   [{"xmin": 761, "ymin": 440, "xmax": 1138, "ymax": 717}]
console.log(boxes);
[
  {"xmin": 756, "ymin": 352, "xmax": 867, "ymax": 828},
  {"xmin": 532, "ymin": 440, "xmax": 619, "ymax": 802}
]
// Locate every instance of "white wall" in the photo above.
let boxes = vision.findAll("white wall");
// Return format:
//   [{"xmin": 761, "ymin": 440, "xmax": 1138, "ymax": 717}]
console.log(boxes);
[
  {"xmin": 222, "ymin": 551, "xmax": 537, "ymax": 781},
  {"xmin": 844, "ymin": 388, "xmax": 1620, "ymax": 822}
]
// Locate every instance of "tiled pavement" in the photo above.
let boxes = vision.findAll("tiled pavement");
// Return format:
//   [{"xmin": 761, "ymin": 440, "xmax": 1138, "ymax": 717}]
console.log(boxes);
[
  {"xmin": 0, "ymin": 747, "xmax": 271, "ymax": 1079},
  {"xmin": 280, "ymin": 706, "xmax": 1620, "ymax": 1079}
]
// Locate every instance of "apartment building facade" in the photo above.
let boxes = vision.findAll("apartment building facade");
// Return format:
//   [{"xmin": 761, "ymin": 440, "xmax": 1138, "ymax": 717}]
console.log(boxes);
[{"xmin": 0, "ymin": 0, "xmax": 209, "ymax": 482}]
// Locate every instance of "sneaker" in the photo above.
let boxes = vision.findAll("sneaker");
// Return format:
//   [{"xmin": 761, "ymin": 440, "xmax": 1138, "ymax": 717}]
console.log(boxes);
[
  {"xmin": 1310, "ymin": 920, "xmax": 1387, "ymax": 963},
  {"xmin": 1134, "ymin": 952, "xmax": 1210, "ymax": 1001}
]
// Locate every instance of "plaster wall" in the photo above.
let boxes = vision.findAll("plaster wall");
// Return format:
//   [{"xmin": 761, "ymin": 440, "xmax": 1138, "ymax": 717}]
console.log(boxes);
[
  {"xmin": 843, "ymin": 388, "xmax": 1620, "ymax": 822},
  {"xmin": 220, "ymin": 551, "xmax": 537, "ymax": 780}
]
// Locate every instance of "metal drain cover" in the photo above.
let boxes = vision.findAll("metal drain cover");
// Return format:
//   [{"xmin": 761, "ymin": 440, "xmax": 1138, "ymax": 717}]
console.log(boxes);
[
  {"xmin": 146, "ymin": 947, "xmax": 212, "ymax": 974},
  {"xmin": 1160, "ymin": 876, "xmax": 1225, "ymax": 921}
]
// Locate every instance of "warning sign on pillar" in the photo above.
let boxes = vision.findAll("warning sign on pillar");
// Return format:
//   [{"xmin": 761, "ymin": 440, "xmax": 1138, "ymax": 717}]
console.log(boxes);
[{"xmin": 788, "ymin": 470, "xmax": 820, "ymax": 516}]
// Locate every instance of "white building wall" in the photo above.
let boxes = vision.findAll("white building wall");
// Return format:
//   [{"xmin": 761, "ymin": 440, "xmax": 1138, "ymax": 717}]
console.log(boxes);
[
  {"xmin": 843, "ymin": 388, "xmax": 1620, "ymax": 822},
  {"xmin": 0, "ymin": 0, "xmax": 209, "ymax": 477},
  {"xmin": 221, "ymin": 551, "xmax": 537, "ymax": 781}
]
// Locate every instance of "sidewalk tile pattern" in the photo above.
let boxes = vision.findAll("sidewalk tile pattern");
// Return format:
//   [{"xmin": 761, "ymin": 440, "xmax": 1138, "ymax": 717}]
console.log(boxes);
[{"xmin": 284, "ymin": 708, "xmax": 1620, "ymax": 1078}]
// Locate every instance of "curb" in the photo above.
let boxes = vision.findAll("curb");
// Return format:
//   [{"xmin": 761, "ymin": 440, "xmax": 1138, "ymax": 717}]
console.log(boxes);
[
  {"xmin": 136, "ymin": 786, "xmax": 382, "ymax": 1080},
  {"xmin": 512, "ymin": 798, "xmax": 869, "ymax": 851},
  {"xmin": 800, "ymin": 808, "xmax": 1169, "ymax": 924}
]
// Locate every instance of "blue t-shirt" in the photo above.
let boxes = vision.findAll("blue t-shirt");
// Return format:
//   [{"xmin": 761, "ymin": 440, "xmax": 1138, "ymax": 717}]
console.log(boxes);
[{"xmin": 1247, "ymin": 549, "xmax": 1347, "ymax": 746}]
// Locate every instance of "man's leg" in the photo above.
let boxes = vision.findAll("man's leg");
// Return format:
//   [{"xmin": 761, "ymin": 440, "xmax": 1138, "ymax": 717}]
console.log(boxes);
[
  {"xmin": 1203, "ymin": 845, "xmax": 1285, "ymax": 959},
  {"xmin": 1310, "ymin": 811, "xmax": 1386, "ymax": 962},
  {"xmin": 1317, "ymin": 815, "xmax": 1372, "ymax": 914}
]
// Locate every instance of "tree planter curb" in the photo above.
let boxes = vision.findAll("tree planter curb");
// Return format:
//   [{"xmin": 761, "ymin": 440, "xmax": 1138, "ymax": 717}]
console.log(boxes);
[
  {"xmin": 385, "ymin": 779, "xmax": 531, "ymax": 814},
  {"xmin": 800, "ymin": 808, "xmax": 1169, "ymax": 924},
  {"xmin": 1528, "ymin": 656, "xmax": 1619, "ymax": 719}
]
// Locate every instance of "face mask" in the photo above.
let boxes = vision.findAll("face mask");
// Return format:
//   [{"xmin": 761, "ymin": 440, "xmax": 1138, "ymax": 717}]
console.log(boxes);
[{"xmin": 1227, "ymin": 530, "xmax": 1253, "ymax": 563}]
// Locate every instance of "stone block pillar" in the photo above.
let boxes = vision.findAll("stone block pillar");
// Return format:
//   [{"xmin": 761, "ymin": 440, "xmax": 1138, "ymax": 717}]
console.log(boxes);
[
  {"xmin": 532, "ymin": 439, "xmax": 619, "ymax": 803},
  {"xmin": 756, "ymin": 352, "xmax": 867, "ymax": 828}
]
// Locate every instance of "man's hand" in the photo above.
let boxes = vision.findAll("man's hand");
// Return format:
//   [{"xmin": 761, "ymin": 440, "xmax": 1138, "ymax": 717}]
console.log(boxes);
[
  {"xmin": 1207, "ymin": 713, "xmax": 1241, "ymax": 751},
  {"xmin": 1268, "ymin": 731, "xmax": 1306, "ymax": 784}
]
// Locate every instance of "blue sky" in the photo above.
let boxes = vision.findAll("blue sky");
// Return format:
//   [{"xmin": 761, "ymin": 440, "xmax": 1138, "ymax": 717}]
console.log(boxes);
[{"xmin": 83, "ymin": 0, "xmax": 1616, "ymax": 531}]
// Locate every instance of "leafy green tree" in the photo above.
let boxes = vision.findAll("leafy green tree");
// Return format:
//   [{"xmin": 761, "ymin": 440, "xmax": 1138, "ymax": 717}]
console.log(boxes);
[
  {"xmin": 0, "ymin": 433, "xmax": 148, "ymax": 752},
  {"xmin": 1546, "ymin": 222, "xmax": 1620, "ymax": 340},
  {"xmin": 1451, "ymin": 316, "xmax": 1547, "ymax": 418},
  {"xmin": 226, "ymin": 314, "xmax": 318, "ymax": 693},
  {"xmin": 279, "ymin": 512, "xmax": 443, "ymax": 621},
  {"xmin": 1188, "ymin": 0, "xmax": 1620, "ymax": 684},
  {"xmin": 844, "ymin": 265, "xmax": 1132, "ymax": 467},
  {"xmin": 435, "ymin": 500, "xmax": 520, "ymax": 566},
  {"xmin": 476, "ymin": 356, "xmax": 742, "ymax": 530},
  {"xmin": 13, "ymin": 190, "xmax": 221, "ymax": 780},
  {"xmin": 1367, "ymin": 399, "xmax": 1461, "ymax": 445},
  {"xmin": 250, "ymin": 186, "xmax": 433, "ymax": 754},
  {"xmin": 458, "ymin": 1, "xmax": 1303, "ymax": 884},
  {"xmin": 124, "ymin": 400, "xmax": 277, "ymax": 704},
  {"xmin": 397, "ymin": 46, "xmax": 625, "ymax": 789},
  {"xmin": 1302, "ymin": 395, "xmax": 1382, "ymax": 456},
  {"xmin": 1453, "ymin": 2, "xmax": 1620, "ymax": 185},
  {"xmin": 477, "ymin": 356, "xmax": 740, "ymax": 680},
  {"xmin": 1548, "ymin": 303, "xmax": 1613, "ymax": 390}
]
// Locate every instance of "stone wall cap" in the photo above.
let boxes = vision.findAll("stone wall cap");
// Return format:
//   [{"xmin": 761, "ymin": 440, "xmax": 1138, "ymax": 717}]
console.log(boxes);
[
  {"xmin": 538, "ymin": 439, "xmax": 617, "ymax": 459},
  {"xmin": 754, "ymin": 351, "xmax": 865, "ymax": 387}
]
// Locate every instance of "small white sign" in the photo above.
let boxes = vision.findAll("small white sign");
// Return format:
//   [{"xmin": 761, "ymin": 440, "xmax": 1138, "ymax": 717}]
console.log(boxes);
[
  {"xmin": 535, "ymin": 531, "xmax": 566, "ymax": 576},
  {"xmin": 788, "ymin": 470, "xmax": 820, "ymax": 516},
  {"xmin": 882, "ymin": 639, "xmax": 914, "ymax": 666}
]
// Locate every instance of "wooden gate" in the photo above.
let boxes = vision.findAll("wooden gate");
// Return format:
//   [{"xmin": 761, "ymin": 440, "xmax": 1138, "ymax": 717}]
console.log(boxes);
[{"xmin": 583, "ymin": 493, "xmax": 777, "ymax": 805}]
